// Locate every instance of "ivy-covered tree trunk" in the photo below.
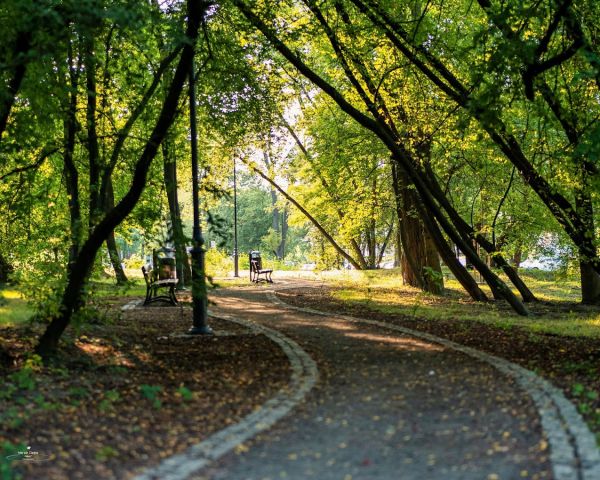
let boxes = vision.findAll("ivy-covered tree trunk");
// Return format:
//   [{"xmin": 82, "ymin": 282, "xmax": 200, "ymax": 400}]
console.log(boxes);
[{"xmin": 392, "ymin": 164, "xmax": 443, "ymax": 294}]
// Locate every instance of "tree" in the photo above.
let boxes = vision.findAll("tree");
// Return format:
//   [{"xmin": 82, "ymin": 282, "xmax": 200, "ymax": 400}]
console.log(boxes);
[
  {"xmin": 34, "ymin": 0, "xmax": 208, "ymax": 358},
  {"xmin": 230, "ymin": 0, "xmax": 528, "ymax": 312},
  {"xmin": 343, "ymin": 0, "xmax": 600, "ymax": 303}
]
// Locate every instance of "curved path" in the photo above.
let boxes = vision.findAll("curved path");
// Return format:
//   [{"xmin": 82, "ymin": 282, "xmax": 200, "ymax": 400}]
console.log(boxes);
[{"xmin": 194, "ymin": 285, "xmax": 554, "ymax": 480}]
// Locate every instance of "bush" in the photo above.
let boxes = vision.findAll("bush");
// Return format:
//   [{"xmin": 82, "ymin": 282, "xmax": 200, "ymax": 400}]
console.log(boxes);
[
  {"xmin": 204, "ymin": 249, "xmax": 233, "ymax": 277},
  {"xmin": 123, "ymin": 254, "xmax": 144, "ymax": 269}
]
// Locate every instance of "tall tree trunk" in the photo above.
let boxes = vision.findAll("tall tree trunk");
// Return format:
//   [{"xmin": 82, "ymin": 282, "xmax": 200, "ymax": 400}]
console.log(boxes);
[
  {"xmin": 85, "ymin": 36, "xmax": 102, "ymax": 231},
  {"xmin": 278, "ymin": 207, "xmax": 288, "ymax": 260},
  {"xmin": 366, "ymin": 223, "xmax": 377, "ymax": 268},
  {"xmin": 35, "ymin": 0, "xmax": 204, "ymax": 359},
  {"xmin": 62, "ymin": 35, "xmax": 82, "ymax": 269},
  {"xmin": 162, "ymin": 132, "xmax": 191, "ymax": 287},
  {"xmin": 104, "ymin": 178, "xmax": 128, "ymax": 285},
  {"xmin": 0, "ymin": 253, "xmax": 13, "ymax": 283},
  {"xmin": 269, "ymin": 187, "xmax": 283, "ymax": 259},
  {"xmin": 0, "ymin": 31, "xmax": 31, "ymax": 141},
  {"xmin": 366, "ymin": 176, "xmax": 377, "ymax": 268},
  {"xmin": 394, "ymin": 226, "xmax": 401, "ymax": 268},
  {"xmin": 376, "ymin": 219, "xmax": 394, "ymax": 267},
  {"xmin": 577, "ymin": 188, "xmax": 600, "ymax": 304},
  {"xmin": 392, "ymin": 163, "xmax": 443, "ymax": 294}
]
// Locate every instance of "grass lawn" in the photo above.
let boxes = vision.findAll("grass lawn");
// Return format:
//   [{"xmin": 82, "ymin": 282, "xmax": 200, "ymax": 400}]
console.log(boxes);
[
  {"xmin": 296, "ymin": 268, "xmax": 600, "ymax": 339},
  {"xmin": 0, "ymin": 285, "xmax": 34, "ymax": 326}
]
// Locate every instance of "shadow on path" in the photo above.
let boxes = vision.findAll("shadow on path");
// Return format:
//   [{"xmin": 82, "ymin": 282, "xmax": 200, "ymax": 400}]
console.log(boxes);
[{"xmin": 200, "ymin": 286, "xmax": 551, "ymax": 480}]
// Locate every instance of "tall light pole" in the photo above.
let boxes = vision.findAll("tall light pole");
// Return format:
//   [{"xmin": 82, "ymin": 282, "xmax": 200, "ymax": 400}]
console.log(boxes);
[
  {"xmin": 188, "ymin": 55, "xmax": 212, "ymax": 336},
  {"xmin": 233, "ymin": 155, "xmax": 239, "ymax": 277}
]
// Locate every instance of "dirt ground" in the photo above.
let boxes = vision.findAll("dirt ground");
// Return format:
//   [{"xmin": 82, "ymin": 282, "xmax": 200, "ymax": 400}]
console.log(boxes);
[{"xmin": 0, "ymin": 296, "xmax": 290, "ymax": 479}]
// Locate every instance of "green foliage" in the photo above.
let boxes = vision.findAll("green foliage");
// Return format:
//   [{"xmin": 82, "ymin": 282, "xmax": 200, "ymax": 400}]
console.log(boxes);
[
  {"xmin": 176, "ymin": 386, "xmax": 193, "ymax": 401},
  {"xmin": 206, "ymin": 178, "xmax": 273, "ymax": 254},
  {"xmin": 8, "ymin": 355, "xmax": 42, "ymax": 392},
  {"xmin": 71, "ymin": 305, "xmax": 112, "ymax": 331},
  {"xmin": 68, "ymin": 386, "xmax": 91, "ymax": 401},
  {"xmin": 572, "ymin": 383, "xmax": 600, "ymax": 436},
  {"xmin": 123, "ymin": 254, "xmax": 144, "ymax": 270},
  {"xmin": 98, "ymin": 389, "xmax": 121, "ymax": 412},
  {"xmin": 1, "ymin": 441, "xmax": 25, "ymax": 480},
  {"xmin": 95, "ymin": 445, "xmax": 118, "ymax": 462},
  {"xmin": 0, "ymin": 286, "xmax": 33, "ymax": 325},
  {"xmin": 423, "ymin": 266, "xmax": 444, "ymax": 290},
  {"xmin": 139, "ymin": 384, "xmax": 162, "ymax": 409},
  {"xmin": 204, "ymin": 248, "xmax": 232, "ymax": 277}
]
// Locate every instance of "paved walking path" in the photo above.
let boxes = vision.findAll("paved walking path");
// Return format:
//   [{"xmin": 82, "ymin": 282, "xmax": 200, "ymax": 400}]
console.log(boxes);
[{"xmin": 194, "ymin": 284, "xmax": 553, "ymax": 480}]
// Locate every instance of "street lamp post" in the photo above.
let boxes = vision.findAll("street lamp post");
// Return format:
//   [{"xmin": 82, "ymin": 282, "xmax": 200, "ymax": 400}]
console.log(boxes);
[
  {"xmin": 188, "ymin": 56, "xmax": 212, "ymax": 336},
  {"xmin": 233, "ymin": 156, "xmax": 239, "ymax": 277}
]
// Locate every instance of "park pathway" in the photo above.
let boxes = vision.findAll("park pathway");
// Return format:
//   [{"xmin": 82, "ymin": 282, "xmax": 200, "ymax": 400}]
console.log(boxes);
[{"xmin": 194, "ymin": 283, "xmax": 552, "ymax": 480}]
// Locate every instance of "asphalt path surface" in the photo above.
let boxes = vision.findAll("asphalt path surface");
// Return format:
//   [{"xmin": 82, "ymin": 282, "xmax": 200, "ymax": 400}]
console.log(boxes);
[{"xmin": 196, "ymin": 285, "xmax": 551, "ymax": 480}]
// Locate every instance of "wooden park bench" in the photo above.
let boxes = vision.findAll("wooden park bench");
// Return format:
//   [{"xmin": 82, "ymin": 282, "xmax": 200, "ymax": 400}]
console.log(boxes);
[
  {"xmin": 141, "ymin": 264, "xmax": 178, "ymax": 306},
  {"xmin": 249, "ymin": 251, "xmax": 273, "ymax": 283}
]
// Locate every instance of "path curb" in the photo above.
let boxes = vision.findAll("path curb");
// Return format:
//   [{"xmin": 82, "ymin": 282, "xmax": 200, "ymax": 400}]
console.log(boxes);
[
  {"xmin": 267, "ymin": 291, "xmax": 600, "ymax": 480},
  {"xmin": 132, "ymin": 312, "xmax": 318, "ymax": 480}
]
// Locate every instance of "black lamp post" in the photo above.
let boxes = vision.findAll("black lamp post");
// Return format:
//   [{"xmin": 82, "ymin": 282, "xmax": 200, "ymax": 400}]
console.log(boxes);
[
  {"xmin": 233, "ymin": 155, "xmax": 239, "ymax": 277},
  {"xmin": 188, "ymin": 56, "xmax": 212, "ymax": 336}
]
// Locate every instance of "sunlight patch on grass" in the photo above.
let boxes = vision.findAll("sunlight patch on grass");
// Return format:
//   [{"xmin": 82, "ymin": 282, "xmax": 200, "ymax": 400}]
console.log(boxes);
[
  {"xmin": 89, "ymin": 279, "xmax": 147, "ymax": 298},
  {"xmin": 325, "ymin": 270, "xmax": 600, "ymax": 339},
  {"xmin": 0, "ymin": 286, "xmax": 34, "ymax": 325},
  {"xmin": 210, "ymin": 277, "xmax": 253, "ymax": 287},
  {"xmin": 513, "ymin": 313, "xmax": 600, "ymax": 338}
]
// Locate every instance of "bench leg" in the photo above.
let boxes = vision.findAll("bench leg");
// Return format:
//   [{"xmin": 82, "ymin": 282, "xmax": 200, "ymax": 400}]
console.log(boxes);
[
  {"xmin": 144, "ymin": 285, "xmax": 153, "ymax": 305},
  {"xmin": 169, "ymin": 285, "xmax": 178, "ymax": 305}
]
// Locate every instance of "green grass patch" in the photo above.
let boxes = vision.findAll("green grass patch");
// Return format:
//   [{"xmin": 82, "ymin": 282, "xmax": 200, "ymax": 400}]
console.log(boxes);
[
  {"xmin": 88, "ymin": 278, "xmax": 147, "ymax": 298},
  {"xmin": 314, "ymin": 269, "xmax": 600, "ymax": 339},
  {"xmin": 0, "ymin": 285, "xmax": 34, "ymax": 325}
]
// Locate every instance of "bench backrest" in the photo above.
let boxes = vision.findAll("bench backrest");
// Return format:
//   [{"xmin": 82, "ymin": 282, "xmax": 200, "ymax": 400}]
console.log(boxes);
[
  {"xmin": 157, "ymin": 261, "xmax": 177, "ymax": 280},
  {"xmin": 249, "ymin": 251, "xmax": 262, "ymax": 272}
]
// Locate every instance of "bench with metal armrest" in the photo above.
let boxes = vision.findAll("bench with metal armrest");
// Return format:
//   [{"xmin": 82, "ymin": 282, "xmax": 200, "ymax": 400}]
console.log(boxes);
[
  {"xmin": 249, "ymin": 251, "xmax": 273, "ymax": 283},
  {"xmin": 141, "ymin": 265, "xmax": 178, "ymax": 305}
]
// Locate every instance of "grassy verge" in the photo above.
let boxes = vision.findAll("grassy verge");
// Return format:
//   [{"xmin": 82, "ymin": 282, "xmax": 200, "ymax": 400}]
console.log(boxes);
[{"xmin": 300, "ymin": 268, "xmax": 599, "ymax": 339}]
